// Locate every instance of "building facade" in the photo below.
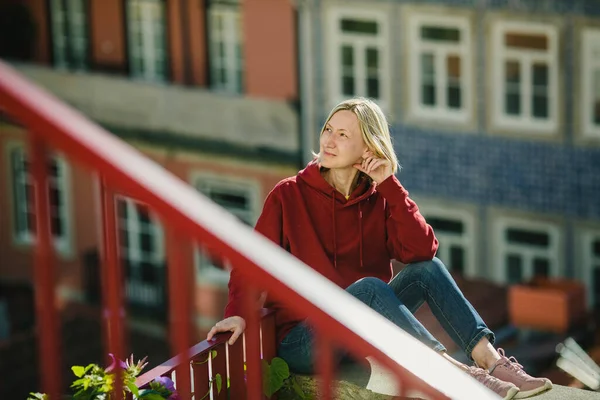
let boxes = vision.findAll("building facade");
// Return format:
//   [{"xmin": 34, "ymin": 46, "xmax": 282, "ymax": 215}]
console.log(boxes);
[
  {"xmin": 0, "ymin": 0, "xmax": 299, "ymax": 369},
  {"xmin": 297, "ymin": 0, "xmax": 600, "ymax": 308}
]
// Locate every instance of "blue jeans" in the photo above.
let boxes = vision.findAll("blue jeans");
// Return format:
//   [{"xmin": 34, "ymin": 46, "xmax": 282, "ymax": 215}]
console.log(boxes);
[{"xmin": 277, "ymin": 258, "xmax": 495, "ymax": 374}]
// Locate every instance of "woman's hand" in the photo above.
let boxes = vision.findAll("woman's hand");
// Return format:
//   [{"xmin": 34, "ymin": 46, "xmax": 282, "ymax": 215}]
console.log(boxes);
[
  {"xmin": 206, "ymin": 316, "xmax": 246, "ymax": 345},
  {"xmin": 353, "ymin": 150, "xmax": 392, "ymax": 184}
]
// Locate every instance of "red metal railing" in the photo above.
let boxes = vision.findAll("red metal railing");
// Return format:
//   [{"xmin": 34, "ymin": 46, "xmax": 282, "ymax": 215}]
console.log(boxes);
[
  {"xmin": 131, "ymin": 309, "xmax": 276, "ymax": 400},
  {"xmin": 0, "ymin": 60, "xmax": 500, "ymax": 400}
]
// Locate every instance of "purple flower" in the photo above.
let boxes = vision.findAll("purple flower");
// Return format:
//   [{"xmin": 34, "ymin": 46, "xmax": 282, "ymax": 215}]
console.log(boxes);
[
  {"xmin": 153, "ymin": 376, "xmax": 176, "ymax": 392},
  {"xmin": 105, "ymin": 353, "xmax": 127, "ymax": 373}
]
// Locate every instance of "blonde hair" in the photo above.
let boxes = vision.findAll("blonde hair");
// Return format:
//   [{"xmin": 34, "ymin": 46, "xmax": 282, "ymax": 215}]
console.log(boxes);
[{"xmin": 316, "ymin": 97, "xmax": 399, "ymax": 174}]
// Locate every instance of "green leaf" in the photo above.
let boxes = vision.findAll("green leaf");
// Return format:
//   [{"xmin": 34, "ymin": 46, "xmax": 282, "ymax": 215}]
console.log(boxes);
[
  {"xmin": 211, "ymin": 350, "xmax": 218, "ymax": 359},
  {"xmin": 292, "ymin": 376, "xmax": 307, "ymax": 400},
  {"xmin": 126, "ymin": 381, "xmax": 139, "ymax": 396},
  {"xmin": 262, "ymin": 357, "xmax": 290, "ymax": 398},
  {"xmin": 139, "ymin": 393, "xmax": 166, "ymax": 400},
  {"xmin": 72, "ymin": 365, "xmax": 86, "ymax": 378},
  {"xmin": 215, "ymin": 373, "xmax": 222, "ymax": 394}
]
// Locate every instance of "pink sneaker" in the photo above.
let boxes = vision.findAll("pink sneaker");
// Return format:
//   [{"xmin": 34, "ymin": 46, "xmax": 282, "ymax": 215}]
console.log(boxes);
[
  {"xmin": 466, "ymin": 366, "xmax": 520, "ymax": 400},
  {"xmin": 489, "ymin": 349, "xmax": 553, "ymax": 399}
]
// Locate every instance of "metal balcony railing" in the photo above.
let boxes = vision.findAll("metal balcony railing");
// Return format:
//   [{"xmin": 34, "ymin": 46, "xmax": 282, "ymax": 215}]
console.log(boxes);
[{"xmin": 0, "ymin": 60, "xmax": 499, "ymax": 400}]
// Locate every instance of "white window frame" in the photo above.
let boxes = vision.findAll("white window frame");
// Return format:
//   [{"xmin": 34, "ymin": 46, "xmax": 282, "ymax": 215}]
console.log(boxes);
[
  {"xmin": 117, "ymin": 197, "xmax": 165, "ymax": 307},
  {"xmin": 493, "ymin": 216, "xmax": 562, "ymax": 284},
  {"xmin": 420, "ymin": 204, "xmax": 477, "ymax": 278},
  {"xmin": 127, "ymin": 0, "xmax": 167, "ymax": 82},
  {"xmin": 490, "ymin": 20, "xmax": 559, "ymax": 134},
  {"xmin": 7, "ymin": 143, "xmax": 72, "ymax": 256},
  {"xmin": 407, "ymin": 13, "xmax": 473, "ymax": 123},
  {"xmin": 581, "ymin": 28, "xmax": 600, "ymax": 139},
  {"xmin": 191, "ymin": 173, "xmax": 260, "ymax": 285},
  {"xmin": 326, "ymin": 7, "xmax": 390, "ymax": 110},
  {"xmin": 208, "ymin": 2, "xmax": 243, "ymax": 93},
  {"xmin": 580, "ymin": 229, "xmax": 600, "ymax": 309},
  {"xmin": 49, "ymin": 0, "xmax": 88, "ymax": 70}
]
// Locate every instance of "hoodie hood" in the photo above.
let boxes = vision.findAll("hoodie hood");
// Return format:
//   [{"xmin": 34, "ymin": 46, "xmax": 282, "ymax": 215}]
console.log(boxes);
[
  {"xmin": 297, "ymin": 159, "xmax": 376, "ymax": 269},
  {"xmin": 297, "ymin": 159, "xmax": 377, "ymax": 205}
]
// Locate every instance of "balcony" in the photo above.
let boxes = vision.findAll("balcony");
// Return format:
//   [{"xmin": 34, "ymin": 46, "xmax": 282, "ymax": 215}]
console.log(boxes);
[{"xmin": 10, "ymin": 63, "xmax": 299, "ymax": 158}]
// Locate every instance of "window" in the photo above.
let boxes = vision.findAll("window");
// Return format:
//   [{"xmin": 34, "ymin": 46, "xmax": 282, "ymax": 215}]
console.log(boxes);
[
  {"xmin": 491, "ymin": 21, "xmax": 558, "ymax": 133},
  {"xmin": 117, "ymin": 198, "xmax": 165, "ymax": 308},
  {"xmin": 581, "ymin": 29, "xmax": 600, "ymax": 138},
  {"xmin": 422, "ymin": 206, "xmax": 477, "ymax": 277},
  {"xmin": 208, "ymin": 0, "xmax": 243, "ymax": 93},
  {"xmin": 407, "ymin": 13, "xmax": 472, "ymax": 123},
  {"xmin": 581, "ymin": 230, "xmax": 600, "ymax": 309},
  {"xmin": 49, "ymin": 0, "xmax": 88, "ymax": 70},
  {"xmin": 127, "ymin": 0, "xmax": 167, "ymax": 81},
  {"xmin": 10, "ymin": 146, "xmax": 70, "ymax": 253},
  {"xmin": 194, "ymin": 177, "xmax": 258, "ymax": 284},
  {"xmin": 494, "ymin": 217, "xmax": 561, "ymax": 284},
  {"xmin": 328, "ymin": 9, "xmax": 389, "ymax": 108}
]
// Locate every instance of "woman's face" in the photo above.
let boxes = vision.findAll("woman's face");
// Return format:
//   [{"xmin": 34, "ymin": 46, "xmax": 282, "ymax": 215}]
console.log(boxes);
[{"xmin": 319, "ymin": 110, "xmax": 367, "ymax": 170}]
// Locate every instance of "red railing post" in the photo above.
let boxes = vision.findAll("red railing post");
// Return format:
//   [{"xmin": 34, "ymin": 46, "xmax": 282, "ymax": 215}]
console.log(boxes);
[
  {"xmin": 316, "ymin": 331, "xmax": 334, "ymax": 400},
  {"xmin": 166, "ymin": 228, "xmax": 193, "ymax": 399},
  {"xmin": 29, "ymin": 133, "xmax": 61, "ymax": 400},
  {"xmin": 243, "ymin": 285, "xmax": 263, "ymax": 400},
  {"xmin": 99, "ymin": 179, "xmax": 125, "ymax": 399},
  {"xmin": 227, "ymin": 332, "xmax": 247, "ymax": 399}
]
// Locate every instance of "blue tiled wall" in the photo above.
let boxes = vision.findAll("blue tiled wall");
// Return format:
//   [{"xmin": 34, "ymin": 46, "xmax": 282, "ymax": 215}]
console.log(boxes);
[
  {"xmin": 389, "ymin": 0, "xmax": 600, "ymax": 222},
  {"xmin": 393, "ymin": 128, "xmax": 600, "ymax": 221}
]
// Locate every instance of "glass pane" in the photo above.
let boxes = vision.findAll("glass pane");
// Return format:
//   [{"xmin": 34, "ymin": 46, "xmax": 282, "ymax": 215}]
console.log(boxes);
[
  {"xmin": 119, "ymin": 228, "xmax": 129, "ymax": 247},
  {"xmin": 506, "ymin": 61, "xmax": 520, "ymax": 84},
  {"xmin": 448, "ymin": 86, "xmax": 461, "ymax": 109},
  {"xmin": 51, "ymin": 216, "xmax": 63, "ymax": 236},
  {"xmin": 137, "ymin": 205, "xmax": 151, "ymax": 224},
  {"xmin": 141, "ymin": 261, "xmax": 156, "ymax": 283},
  {"xmin": 506, "ymin": 228, "xmax": 550, "ymax": 247},
  {"xmin": 27, "ymin": 211, "xmax": 36, "ymax": 233},
  {"xmin": 209, "ymin": 191, "xmax": 249, "ymax": 210},
  {"xmin": 533, "ymin": 95, "xmax": 548, "ymax": 118},
  {"xmin": 447, "ymin": 55, "xmax": 461, "ymax": 79},
  {"xmin": 507, "ymin": 254, "xmax": 523, "ymax": 284},
  {"xmin": 49, "ymin": 187, "xmax": 61, "ymax": 208},
  {"xmin": 533, "ymin": 64, "xmax": 548, "ymax": 86},
  {"xmin": 366, "ymin": 48, "xmax": 379, "ymax": 98},
  {"xmin": 342, "ymin": 46, "xmax": 354, "ymax": 67},
  {"xmin": 366, "ymin": 48, "xmax": 378, "ymax": 69},
  {"xmin": 420, "ymin": 26, "xmax": 460, "ymax": 42},
  {"xmin": 140, "ymin": 232, "xmax": 153, "ymax": 252},
  {"xmin": 367, "ymin": 78, "xmax": 379, "ymax": 98},
  {"xmin": 428, "ymin": 217, "xmax": 464, "ymax": 234},
  {"xmin": 343, "ymin": 77, "xmax": 355, "ymax": 96},
  {"xmin": 421, "ymin": 53, "xmax": 435, "ymax": 106},
  {"xmin": 533, "ymin": 258, "xmax": 549, "ymax": 277},
  {"xmin": 593, "ymin": 69, "xmax": 600, "ymax": 125},
  {"xmin": 449, "ymin": 246, "xmax": 465, "ymax": 275},
  {"xmin": 505, "ymin": 33, "xmax": 548, "ymax": 50},
  {"xmin": 505, "ymin": 61, "xmax": 521, "ymax": 115},
  {"xmin": 117, "ymin": 200, "xmax": 128, "ymax": 219},
  {"xmin": 340, "ymin": 19, "xmax": 378, "ymax": 35},
  {"xmin": 594, "ymin": 267, "xmax": 600, "ymax": 308},
  {"xmin": 593, "ymin": 239, "xmax": 600, "ymax": 257}
]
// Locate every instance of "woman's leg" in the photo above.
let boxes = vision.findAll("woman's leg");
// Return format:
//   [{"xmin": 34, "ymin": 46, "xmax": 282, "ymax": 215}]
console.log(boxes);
[
  {"xmin": 388, "ymin": 257, "xmax": 494, "ymax": 362},
  {"xmin": 277, "ymin": 276, "xmax": 445, "ymax": 375}
]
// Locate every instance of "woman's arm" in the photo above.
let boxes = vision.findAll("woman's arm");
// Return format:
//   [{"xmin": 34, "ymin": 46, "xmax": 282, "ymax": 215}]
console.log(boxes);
[
  {"xmin": 223, "ymin": 187, "xmax": 285, "ymax": 317},
  {"xmin": 377, "ymin": 175, "xmax": 438, "ymax": 264}
]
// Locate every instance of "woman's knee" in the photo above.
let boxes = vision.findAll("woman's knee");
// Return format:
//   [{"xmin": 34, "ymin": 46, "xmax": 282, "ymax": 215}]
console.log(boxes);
[
  {"xmin": 410, "ymin": 257, "xmax": 449, "ymax": 279},
  {"xmin": 347, "ymin": 277, "xmax": 388, "ymax": 296}
]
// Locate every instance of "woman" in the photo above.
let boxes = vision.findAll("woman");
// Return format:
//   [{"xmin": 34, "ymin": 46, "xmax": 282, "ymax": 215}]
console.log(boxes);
[{"xmin": 207, "ymin": 98, "xmax": 552, "ymax": 399}]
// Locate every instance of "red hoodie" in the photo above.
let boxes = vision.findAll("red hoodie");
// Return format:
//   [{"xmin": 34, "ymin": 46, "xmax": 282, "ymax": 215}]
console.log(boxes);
[{"xmin": 224, "ymin": 159, "xmax": 438, "ymax": 342}]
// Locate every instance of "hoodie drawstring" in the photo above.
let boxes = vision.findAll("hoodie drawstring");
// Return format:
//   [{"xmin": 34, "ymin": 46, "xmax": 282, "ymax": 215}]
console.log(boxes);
[
  {"xmin": 332, "ymin": 192, "xmax": 365, "ymax": 269},
  {"xmin": 358, "ymin": 203, "xmax": 364, "ymax": 268},
  {"xmin": 332, "ymin": 193, "xmax": 337, "ymax": 268}
]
